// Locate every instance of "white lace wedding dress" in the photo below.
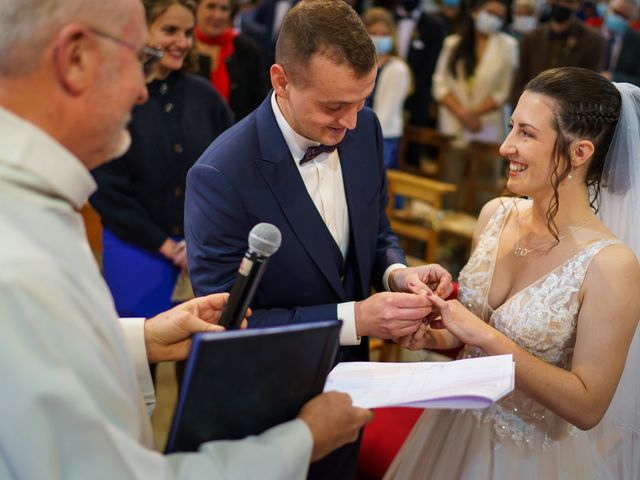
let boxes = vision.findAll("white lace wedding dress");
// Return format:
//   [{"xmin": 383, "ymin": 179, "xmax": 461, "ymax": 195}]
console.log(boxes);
[{"xmin": 385, "ymin": 199, "xmax": 620, "ymax": 480}]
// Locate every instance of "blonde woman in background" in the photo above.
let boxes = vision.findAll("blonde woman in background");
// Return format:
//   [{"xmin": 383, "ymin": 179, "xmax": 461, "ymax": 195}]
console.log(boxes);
[{"xmin": 363, "ymin": 8, "xmax": 412, "ymax": 169}]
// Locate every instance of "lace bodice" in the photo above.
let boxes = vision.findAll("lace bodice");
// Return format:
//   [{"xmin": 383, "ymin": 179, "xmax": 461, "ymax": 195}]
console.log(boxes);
[{"xmin": 457, "ymin": 199, "xmax": 620, "ymax": 449}]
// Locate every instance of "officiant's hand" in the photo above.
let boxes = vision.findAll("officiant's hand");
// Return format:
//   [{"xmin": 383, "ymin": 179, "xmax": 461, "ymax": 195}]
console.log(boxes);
[
  {"xmin": 299, "ymin": 391, "xmax": 373, "ymax": 462},
  {"xmin": 144, "ymin": 293, "xmax": 250, "ymax": 363},
  {"xmin": 427, "ymin": 295, "xmax": 494, "ymax": 348},
  {"xmin": 389, "ymin": 264, "xmax": 453, "ymax": 298}
]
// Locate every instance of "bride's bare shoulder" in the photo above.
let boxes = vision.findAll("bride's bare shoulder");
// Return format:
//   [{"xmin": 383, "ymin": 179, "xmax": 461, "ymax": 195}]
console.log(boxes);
[{"xmin": 584, "ymin": 241, "xmax": 640, "ymax": 302}]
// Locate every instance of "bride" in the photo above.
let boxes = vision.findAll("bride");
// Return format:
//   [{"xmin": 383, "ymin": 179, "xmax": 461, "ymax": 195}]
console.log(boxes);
[{"xmin": 386, "ymin": 67, "xmax": 640, "ymax": 479}]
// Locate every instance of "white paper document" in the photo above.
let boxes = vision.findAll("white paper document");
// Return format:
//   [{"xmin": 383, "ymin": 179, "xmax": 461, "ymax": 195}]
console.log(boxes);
[{"xmin": 324, "ymin": 354, "xmax": 515, "ymax": 409}]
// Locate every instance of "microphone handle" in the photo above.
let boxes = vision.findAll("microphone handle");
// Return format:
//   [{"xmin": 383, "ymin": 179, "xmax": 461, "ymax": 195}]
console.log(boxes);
[{"xmin": 218, "ymin": 251, "xmax": 269, "ymax": 329}]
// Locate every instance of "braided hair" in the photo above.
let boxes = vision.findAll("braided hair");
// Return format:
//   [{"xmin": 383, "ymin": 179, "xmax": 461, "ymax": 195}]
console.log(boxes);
[{"xmin": 524, "ymin": 67, "xmax": 621, "ymax": 243}]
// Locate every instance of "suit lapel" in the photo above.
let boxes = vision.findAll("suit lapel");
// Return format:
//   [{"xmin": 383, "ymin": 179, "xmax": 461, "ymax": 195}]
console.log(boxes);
[{"xmin": 254, "ymin": 98, "xmax": 347, "ymax": 300}]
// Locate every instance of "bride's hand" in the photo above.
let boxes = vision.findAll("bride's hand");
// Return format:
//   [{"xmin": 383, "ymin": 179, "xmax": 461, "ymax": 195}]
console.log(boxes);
[{"xmin": 427, "ymin": 295, "xmax": 494, "ymax": 348}]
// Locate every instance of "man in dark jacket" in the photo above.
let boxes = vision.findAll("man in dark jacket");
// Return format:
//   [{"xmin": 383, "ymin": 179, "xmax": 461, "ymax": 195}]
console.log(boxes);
[{"xmin": 511, "ymin": 0, "xmax": 605, "ymax": 105}]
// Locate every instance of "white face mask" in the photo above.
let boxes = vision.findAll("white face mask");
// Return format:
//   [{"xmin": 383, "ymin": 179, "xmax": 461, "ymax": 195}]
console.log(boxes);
[
  {"xmin": 512, "ymin": 14, "xmax": 537, "ymax": 33},
  {"xmin": 475, "ymin": 10, "xmax": 503, "ymax": 35}
]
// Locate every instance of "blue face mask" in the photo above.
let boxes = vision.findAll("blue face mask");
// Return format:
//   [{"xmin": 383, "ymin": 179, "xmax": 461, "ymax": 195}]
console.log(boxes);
[
  {"xmin": 442, "ymin": 0, "xmax": 461, "ymax": 7},
  {"xmin": 371, "ymin": 35, "xmax": 394, "ymax": 55},
  {"xmin": 596, "ymin": 2, "xmax": 608, "ymax": 17},
  {"xmin": 606, "ymin": 11, "xmax": 629, "ymax": 34}
]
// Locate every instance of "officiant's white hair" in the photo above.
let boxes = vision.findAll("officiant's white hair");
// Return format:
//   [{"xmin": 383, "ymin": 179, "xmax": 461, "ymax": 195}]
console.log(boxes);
[{"xmin": 0, "ymin": 0, "xmax": 128, "ymax": 76}]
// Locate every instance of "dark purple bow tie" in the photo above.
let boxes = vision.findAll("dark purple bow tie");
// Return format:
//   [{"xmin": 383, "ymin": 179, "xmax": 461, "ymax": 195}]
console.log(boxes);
[{"xmin": 300, "ymin": 144, "xmax": 338, "ymax": 165}]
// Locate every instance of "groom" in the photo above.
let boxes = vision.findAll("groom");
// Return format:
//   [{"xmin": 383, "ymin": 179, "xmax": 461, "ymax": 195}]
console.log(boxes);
[{"xmin": 185, "ymin": 0, "xmax": 452, "ymax": 477}]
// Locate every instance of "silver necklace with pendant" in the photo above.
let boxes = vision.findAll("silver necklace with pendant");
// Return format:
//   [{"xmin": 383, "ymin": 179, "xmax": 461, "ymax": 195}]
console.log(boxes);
[{"xmin": 514, "ymin": 215, "xmax": 595, "ymax": 257}]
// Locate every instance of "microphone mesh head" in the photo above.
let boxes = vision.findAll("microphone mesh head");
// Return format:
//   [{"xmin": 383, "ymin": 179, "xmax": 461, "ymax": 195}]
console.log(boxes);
[{"xmin": 248, "ymin": 223, "xmax": 282, "ymax": 257}]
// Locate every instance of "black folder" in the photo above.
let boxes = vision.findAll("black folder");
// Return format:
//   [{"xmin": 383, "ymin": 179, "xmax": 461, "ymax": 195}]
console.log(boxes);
[{"xmin": 165, "ymin": 320, "xmax": 341, "ymax": 453}]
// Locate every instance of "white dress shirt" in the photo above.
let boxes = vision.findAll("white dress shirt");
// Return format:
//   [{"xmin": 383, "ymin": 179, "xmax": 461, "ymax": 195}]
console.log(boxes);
[
  {"xmin": 271, "ymin": 94, "xmax": 405, "ymax": 345},
  {"xmin": 0, "ymin": 105, "xmax": 312, "ymax": 480}
]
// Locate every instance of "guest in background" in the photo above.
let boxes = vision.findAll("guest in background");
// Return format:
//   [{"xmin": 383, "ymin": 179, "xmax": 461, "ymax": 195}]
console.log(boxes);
[
  {"xmin": 433, "ymin": 0, "xmax": 516, "ymax": 146},
  {"xmin": 600, "ymin": 0, "xmax": 640, "ymax": 86},
  {"xmin": 392, "ymin": 0, "xmax": 446, "ymax": 128},
  {"xmin": 253, "ymin": 0, "xmax": 297, "ymax": 63},
  {"xmin": 507, "ymin": 0, "xmax": 539, "ymax": 38},
  {"xmin": 195, "ymin": 0, "xmax": 270, "ymax": 120},
  {"xmin": 432, "ymin": 0, "xmax": 516, "ymax": 203},
  {"xmin": 586, "ymin": 0, "xmax": 640, "ymax": 29},
  {"xmin": 91, "ymin": 0, "xmax": 233, "ymax": 319},
  {"xmin": 577, "ymin": 0, "xmax": 602, "ymax": 21},
  {"xmin": 436, "ymin": 0, "xmax": 466, "ymax": 35},
  {"xmin": 511, "ymin": 0, "xmax": 605, "ymax": 105},
  {"xmin": 363, "ymin": 8, "xmax": 412, "ymax": 169}
]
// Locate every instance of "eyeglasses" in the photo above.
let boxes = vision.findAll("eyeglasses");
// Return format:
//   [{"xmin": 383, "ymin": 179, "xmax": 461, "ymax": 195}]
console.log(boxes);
[{"xmin": 87, "ymin": 26, "xmax": 163, "ymax": 76}]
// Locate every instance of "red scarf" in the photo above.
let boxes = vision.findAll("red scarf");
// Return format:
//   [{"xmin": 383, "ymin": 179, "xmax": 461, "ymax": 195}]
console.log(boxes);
[{"xmin": 195, "ymin": 26, "xmax": 238, "ymax": 101}]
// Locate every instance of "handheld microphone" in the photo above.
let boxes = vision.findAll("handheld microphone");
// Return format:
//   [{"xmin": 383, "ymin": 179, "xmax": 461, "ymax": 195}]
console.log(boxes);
[{"xmin": 218, "ymin": 223, "xmax": 282, "ymax": 329}]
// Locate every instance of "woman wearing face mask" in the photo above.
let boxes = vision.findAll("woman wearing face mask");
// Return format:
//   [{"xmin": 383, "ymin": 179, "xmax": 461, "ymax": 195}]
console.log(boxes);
[
  {"xmin": 363, "ymin": 8, "xmax": 412, "ymax": 169},
  {"xmin": 90, "ymin": 0, "xmax": 233, "ymax": 322},
  {"xmin": 431, "ymin": 0, "xmax": 516, "ymax": 207},
  {"xmin": 586, "ymin": 0, "xmax": 640, "ymax": 30},
  {"xmin": 508, "ymin": 0, "xmax": 538, "ymax": 38}
]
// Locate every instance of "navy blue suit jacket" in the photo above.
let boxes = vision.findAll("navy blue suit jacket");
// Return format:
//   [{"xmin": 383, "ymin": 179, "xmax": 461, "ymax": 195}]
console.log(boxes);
[{"xmin": 185, "ymin": 95, "xmax": 405, "ymax": 329}]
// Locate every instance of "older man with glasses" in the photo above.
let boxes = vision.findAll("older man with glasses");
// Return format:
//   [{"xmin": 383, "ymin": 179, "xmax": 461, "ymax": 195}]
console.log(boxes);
[
  {"xmin": 0, "ymin": 0, "xmax": 372, "ymax": 478},
  {"xmin": 88, "ymin": 26, "xmax": 164, "ymax": 76}
]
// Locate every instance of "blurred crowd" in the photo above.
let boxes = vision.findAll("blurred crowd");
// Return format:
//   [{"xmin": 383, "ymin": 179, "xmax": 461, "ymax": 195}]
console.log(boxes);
[{"xmin": 234, "ymin": 0, "xmax": 639, "ymax": 150}]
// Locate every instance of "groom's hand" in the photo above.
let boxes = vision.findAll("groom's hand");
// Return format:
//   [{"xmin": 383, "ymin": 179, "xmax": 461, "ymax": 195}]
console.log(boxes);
[{"xmin": 354, "ymin": 292, "xmax": 433, "ymax": 339}]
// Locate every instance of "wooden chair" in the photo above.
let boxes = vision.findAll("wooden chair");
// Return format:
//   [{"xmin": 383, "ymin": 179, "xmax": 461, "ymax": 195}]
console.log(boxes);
[
  {"xmin": 386, "ymin": 170, "xmax": 477, "ymax": 264},
  {"xmin": 397, "ymin": 125, "xmax": 454, "ymax": 178},
  {"xmin": 463, "ymin": 141, "xmax": 508, "ymax": 214}
]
